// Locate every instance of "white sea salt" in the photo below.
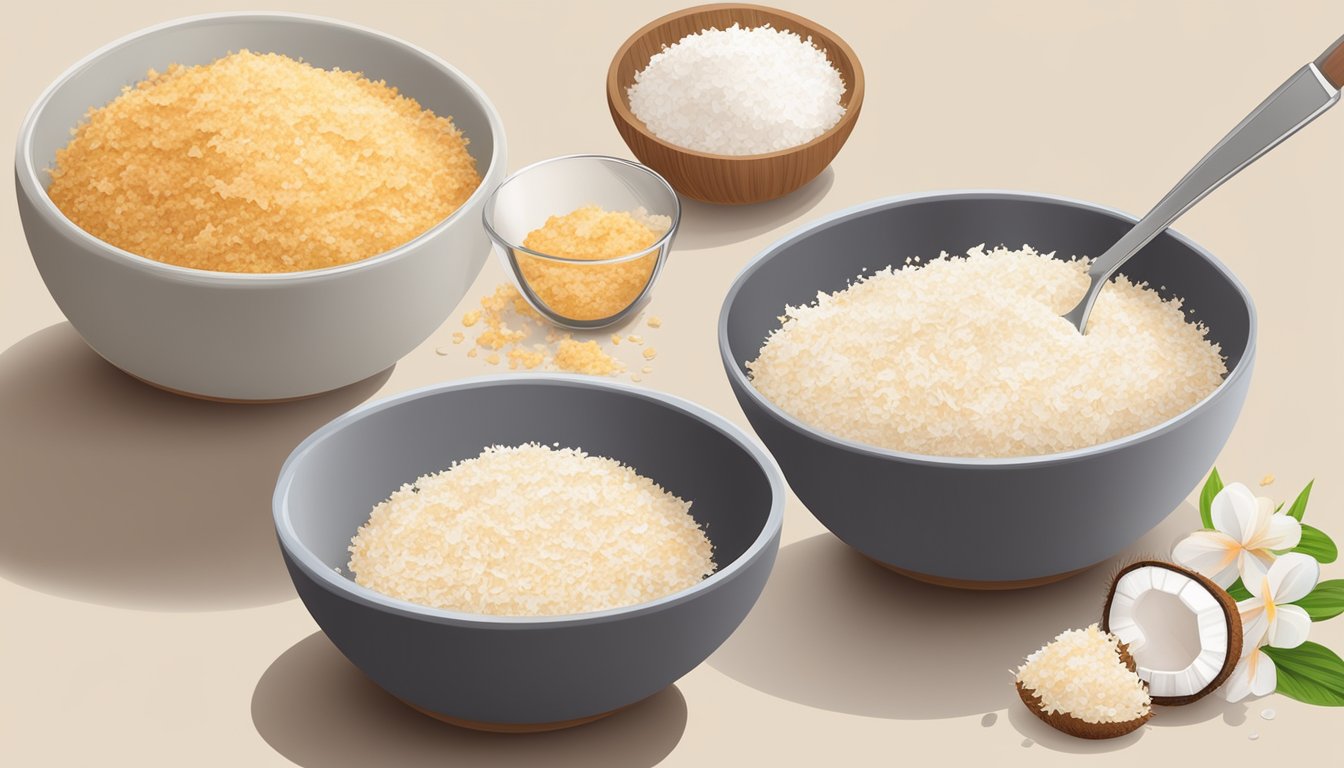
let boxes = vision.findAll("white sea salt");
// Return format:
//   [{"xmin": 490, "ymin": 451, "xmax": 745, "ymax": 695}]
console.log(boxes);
[{"xmin": 628, "ymin": 24, "xmax": 846, "ymax": 155}]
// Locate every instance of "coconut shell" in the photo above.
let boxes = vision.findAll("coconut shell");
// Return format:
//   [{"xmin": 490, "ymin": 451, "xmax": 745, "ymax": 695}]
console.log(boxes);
[
  {"xmin": 1101, "ymin": 560, "xmax": 1243, "ymax": 706},
  {"xmin": 1016, "ymin": 641, "xmax": 1152, "ymax": 740}
]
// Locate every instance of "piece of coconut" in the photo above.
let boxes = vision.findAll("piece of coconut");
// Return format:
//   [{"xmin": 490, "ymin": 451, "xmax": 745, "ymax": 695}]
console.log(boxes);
[
  {"xmin": 1015, "ymin": 624, "xmax": 1153, "ymax": 739},
  {"xmin": 1102, "ymin": 560, "xmax": 1242, "ymax": 705}
]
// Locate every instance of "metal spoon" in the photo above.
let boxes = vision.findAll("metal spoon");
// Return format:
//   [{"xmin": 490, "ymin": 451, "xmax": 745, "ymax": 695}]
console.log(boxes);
[{"xmin": 1065, "ymin": 34, "xmax": 1344, "ymax": 334}]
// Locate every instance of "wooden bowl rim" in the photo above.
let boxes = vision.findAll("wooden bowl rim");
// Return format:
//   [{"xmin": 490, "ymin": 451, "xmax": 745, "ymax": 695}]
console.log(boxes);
[{"xmin": 606, "ymin": 2, "xmax": 865, "ymax": 163}]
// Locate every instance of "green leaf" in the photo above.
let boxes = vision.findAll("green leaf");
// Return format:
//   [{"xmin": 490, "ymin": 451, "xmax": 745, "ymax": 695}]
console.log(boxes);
[
  {"xmin": 1199, "ymin": 468, "xmax": 1223, "ymax": 529},
  {"xmin": 1226, "ymin": 578, "xmax": 1253, "ymax": 601},
  {"xmin": 1285, "ymin": 479, "xmax": 1314, "ymax": 522},
  {"xmin": 1292, "ymin": 580, "xmax": 1344, "ymax": 621},
  {"xmin": 1293, "ymin": 524, "xmax": 1339, "ymax": 564},
  {"xmin": 1263, "ymin": 642, "xmax": 1344, "ymax": 706}
]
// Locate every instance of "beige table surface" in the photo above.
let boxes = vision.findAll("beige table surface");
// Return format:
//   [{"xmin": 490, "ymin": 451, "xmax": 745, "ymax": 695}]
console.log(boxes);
[{"xmin": 4, "ymin": 1, "xmax": 1343, "ymax": 764}]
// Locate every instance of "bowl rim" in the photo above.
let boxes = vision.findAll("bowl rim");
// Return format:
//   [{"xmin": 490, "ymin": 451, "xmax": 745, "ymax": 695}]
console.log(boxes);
[
  {"xmin": 717, "ymin": 189, "xmax": 1259, "ymax": 468},
  {"xmin": 481, "ymin": 153, "xmax": 682, "ymax": 265},
  {"xmin": 605, "ymin": 2, "xmax": 866, "ymax": 162},
  {"xmin": 272, "ymin": 373, "xmax": 786, "ymax": 628},
  {"xmin": 14, "ymin": 11, "xmax": 507, "ymax": 287}
]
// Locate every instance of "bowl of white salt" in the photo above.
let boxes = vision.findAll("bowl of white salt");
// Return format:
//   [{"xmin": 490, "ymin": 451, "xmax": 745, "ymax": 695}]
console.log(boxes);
[
  {"xmin": 607, "ymin": 4, "xmax": 863, "ymax": 205},
  {"xmin": 718, "ymin": 191, "xmax": 1255, "ymax": 587},
  {"xmin": 273, "ymin": 374, "xmax": 783, "ymax": 730}
]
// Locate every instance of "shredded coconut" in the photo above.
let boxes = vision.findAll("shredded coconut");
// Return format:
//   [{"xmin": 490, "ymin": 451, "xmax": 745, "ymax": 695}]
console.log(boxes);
[
  {"xmin": 1016, "ymin": 624, "xmax": 1152, "ymax": 724},
  {"xmin": 47, "ymin": 50, "xmax": 480, "ymax": 273},
  {"xmin": 628, "ymin": 24, "xmax": 845, "ymax": 155},
  {"xmin": 748, "ymin": 245, "xmax": 1226, "ymax": 458},
  {"xmin": 348, "ymin": 443, "xmax": 715, "ymax": 616}
]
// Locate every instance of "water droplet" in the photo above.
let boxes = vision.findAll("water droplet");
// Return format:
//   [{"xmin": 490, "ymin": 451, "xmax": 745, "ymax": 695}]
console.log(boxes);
[
  {"xmin": 1248, "ymin": 732, "xmax": 1260, "ymax": 741},
  {"xmin": 981, "ymin": 713, "xmax": 997, "ymax": 727},
  {"xmin": 1260, "ymin": 708, "xmax": 1276, "ymax": 721},
  {"xmin": 1021, "ymin": 738, "xmax": 1034, "ymax": 748}
]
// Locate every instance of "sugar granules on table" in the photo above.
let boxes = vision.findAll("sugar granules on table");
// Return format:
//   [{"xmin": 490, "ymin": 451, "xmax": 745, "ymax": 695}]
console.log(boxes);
[
  {"xmin": 628, "ymin": 24, "xmax": 846, "ymax": 155},
  {"xmin": 749, "ymin": 245, "xmax": 1226, "ymax": 458},
  {"xmin": 449, "ymin": 283, "xmax": 661, "ymax": 378}
]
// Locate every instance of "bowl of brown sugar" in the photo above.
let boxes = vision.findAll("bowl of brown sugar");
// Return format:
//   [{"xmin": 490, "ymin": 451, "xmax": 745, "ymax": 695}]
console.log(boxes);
[{"xmin": 15, "ymin": 13, "xmax": 507, "ymax": 400}]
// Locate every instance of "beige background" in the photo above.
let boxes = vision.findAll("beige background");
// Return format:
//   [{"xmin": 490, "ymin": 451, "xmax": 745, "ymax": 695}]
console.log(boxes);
[{"xmin": 3, "ymin": 0, "xmax": 1343, "ymax": 764}]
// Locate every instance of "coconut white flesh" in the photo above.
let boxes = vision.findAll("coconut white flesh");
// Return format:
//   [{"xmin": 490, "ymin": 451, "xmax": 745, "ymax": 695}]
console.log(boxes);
[{"xmin": 1107, "ymin": 566, "xmax": 1230, "ymax": 699}]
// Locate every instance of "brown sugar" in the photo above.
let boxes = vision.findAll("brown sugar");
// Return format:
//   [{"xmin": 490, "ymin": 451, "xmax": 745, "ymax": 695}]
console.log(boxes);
[
  {"xmin": 46, "ymin": 50, "xmax": 481, "ymax": 274},
  {"xmin": 516, "ymin": 205, "xmax": 667, "ymax": 321}
]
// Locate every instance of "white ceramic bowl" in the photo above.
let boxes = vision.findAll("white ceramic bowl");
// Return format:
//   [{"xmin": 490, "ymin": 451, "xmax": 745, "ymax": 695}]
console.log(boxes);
[{"xmin": 15, "ymin": 13, "xmax": 506, "ymax": 400}]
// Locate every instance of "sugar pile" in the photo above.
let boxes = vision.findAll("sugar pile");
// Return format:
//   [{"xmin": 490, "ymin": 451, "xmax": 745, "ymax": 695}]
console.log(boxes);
[
  {"xmin": 348, "ymin": 443, "xmax": 716, "ymax": 616},
  {"xmin": 47, "ymin": 50, "xmax": 480, "ymax": 273},
  {"xmin": 518, "ymin": 205, "xmax": 669, "ymax": 321},
  {"xmin": 628, "ymin": 24, "xmax": 846, "ymax": 155},
  {"xmin": 1016, "ymin": 625, "xmax": 1152, "ymax": 724},
  {"xmin": 748, "ymin": 245, "xmax": 1227, "ymax": 458}
]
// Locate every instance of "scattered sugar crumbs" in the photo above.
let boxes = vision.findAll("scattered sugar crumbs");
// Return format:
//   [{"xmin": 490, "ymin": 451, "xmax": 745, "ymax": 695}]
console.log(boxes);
[
  {"xmin": 445, "ymin": 283, "xmax": 663, "ymax": 379},
  {"xmin": 47, "ymin": 50, "xmax": 480, "ymax": 274}
]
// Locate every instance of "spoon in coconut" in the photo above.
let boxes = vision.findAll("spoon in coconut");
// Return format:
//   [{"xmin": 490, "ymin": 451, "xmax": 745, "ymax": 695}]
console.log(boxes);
[{"xmin": 1065, "ymin": 33, "xmax": 1343, "ymax": 334}]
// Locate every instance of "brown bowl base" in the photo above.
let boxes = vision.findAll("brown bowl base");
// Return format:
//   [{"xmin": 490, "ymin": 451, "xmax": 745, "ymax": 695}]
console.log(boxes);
[
  {"xmin": 859, "ymin": 549, "xmax": 1096, "ymax": 590},
  {"xmin": 124, "ymin": 369, "xmax": 338, "ymax": 404},
  {"xmin": 400, "ymin": 696, "xmax": 642, "ymax": 733}
]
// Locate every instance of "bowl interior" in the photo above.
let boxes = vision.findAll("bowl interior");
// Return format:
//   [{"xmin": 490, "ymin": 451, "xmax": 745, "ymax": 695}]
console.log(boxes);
[
  {"xmin": 723, "ymin": 193, "xmax": 1253, "ymax": 397},
  {"xmin": 279, "ymin": 379, "xmax": 776, "ymax": 606},
  {"xmin": 24, "ymin": 14, "xmax": 498, "ymax": 199},
  {"xmin": 608, "ymin": 3, "xmax": 862, "ymax": 156},
  {"xmin": 484, "ymin": 156, "xmax": 679, "ymax": 253}
]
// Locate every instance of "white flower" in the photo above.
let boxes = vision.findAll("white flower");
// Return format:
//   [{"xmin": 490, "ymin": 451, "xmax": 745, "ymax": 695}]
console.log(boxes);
[
  {"xmin": 1238, "ymin": 552, "xmax": 1319, "ymax": 650},
  {"xmin": 1173, "ymin": 482, "xmax": 1302, "ymax": 587},
  {"xmin": 1223, "ymin": 647, "xmax": 1277, "ymax": 703}
]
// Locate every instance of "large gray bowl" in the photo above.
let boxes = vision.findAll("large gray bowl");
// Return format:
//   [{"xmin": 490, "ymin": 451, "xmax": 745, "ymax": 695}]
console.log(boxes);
[
  {"xmin": 273, "ymin": 375, "xmax": 783, "ymax": 728},
  {"xmin": 719, "ymin": 191, "xmax": 1255, "ymax": 587},
  {"xmin": 15, "ymin": 13, "xmax": 506, "ymax": 400}
]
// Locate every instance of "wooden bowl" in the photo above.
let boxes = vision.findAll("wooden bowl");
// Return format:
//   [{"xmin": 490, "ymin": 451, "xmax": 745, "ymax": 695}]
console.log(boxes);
[{"xmin": 607, "ymin": 3, "xmax": 864, "ymax": 205}]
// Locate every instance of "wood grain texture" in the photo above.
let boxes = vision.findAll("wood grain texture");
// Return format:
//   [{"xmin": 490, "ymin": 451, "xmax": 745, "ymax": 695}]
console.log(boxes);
[
  {"xmin": 1316, "ymin": 33, "xmax": 1344, "ymax": 89},
  {"xmin": 606, "ymin": 3, "xmax": 864, "ymax": 206}
]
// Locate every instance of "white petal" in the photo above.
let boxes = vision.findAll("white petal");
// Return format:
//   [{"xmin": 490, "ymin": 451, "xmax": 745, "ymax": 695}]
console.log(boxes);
[
  {"xmin": 1212, "ymin": 483, "xmax": 1258, "ymax": 543},
  {"xmin": 1267, "ymin": 605, "xmax": 1312, "ymax": 649},
  {"xmin": 1223, "ymin": 654, "xmax": 1253, "ymax": 702},
  {"xmin": 1173, "ymin": 531, "xmax": 1241, "ymax": 586},
  {"xmin": 1267, "ymin": 552, "xmax": 1320, "ymax": 604},
  {"xmin": 1255, "ymin": 513, "xmax": 1303, "ymax": 552},
  {"xmin": 1238, "ymin": 551, "xmax": 1272, "ymax": 592},
  {"xmin": 1249, "ymin": 649, "xmax": 1277, "ymax": 697},
  {"xmin": 1239, "ymin": 600, "xmax": 1269, "ymax": 649}
]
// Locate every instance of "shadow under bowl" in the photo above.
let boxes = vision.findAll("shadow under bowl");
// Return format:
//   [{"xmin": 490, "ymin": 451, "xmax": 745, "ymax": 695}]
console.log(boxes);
[
  {"xmin": 15, "ymin": 12, "xmax": 507, "ymax": 400},
  {"xmin": 718, "ymin": 190, "xmax": 1255, "ymax": 586},
  {"xmin": 273, "ymin": 374, "xmax": 784, "ymax": 728},
  {"xmin": 606, "ymin": 3, "xmax": 863, "ymax": 205}
]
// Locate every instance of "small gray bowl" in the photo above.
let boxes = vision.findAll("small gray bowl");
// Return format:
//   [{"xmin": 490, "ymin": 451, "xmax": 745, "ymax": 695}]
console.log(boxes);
[
  {"xmin": 719, "ymin": 191, "xmax": 1255, "ymax": 587},
  {"xmin": 273, "ymin": 375, "xmax": 783, "ymax": 729},
  {"xmin": 15, "ymin": 13, "xmax": 506, "ymax": 401}
]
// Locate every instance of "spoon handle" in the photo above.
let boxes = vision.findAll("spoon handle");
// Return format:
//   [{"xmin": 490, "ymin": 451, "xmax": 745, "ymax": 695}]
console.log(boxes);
[
  {"xmin": 1316, "ymin": 33, "xmax": 1344, "ymax": 88},
  {"xmin": 1067, "ymin": 38, "xmax": 1341, "ymax": 333}
]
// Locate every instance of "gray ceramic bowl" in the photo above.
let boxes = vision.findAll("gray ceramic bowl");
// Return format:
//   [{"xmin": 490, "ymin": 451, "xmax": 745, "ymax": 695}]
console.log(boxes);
[
  {"xmin": 273, "ymin": 375, "xmax": 784, "ymax": 728},
  {"xmin": 719, "ymin": 191, "xmax": 1255, "ymax": 587},
  {"xmin": 15, "ymin": 13, "xmax": 506, "ymax": 401}
]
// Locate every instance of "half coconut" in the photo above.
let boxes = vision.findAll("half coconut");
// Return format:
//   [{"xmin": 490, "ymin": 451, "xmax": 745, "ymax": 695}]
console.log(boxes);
[{"xmin": 1102, "ymin": 561, "xmax": 1242, "ymax": 705}]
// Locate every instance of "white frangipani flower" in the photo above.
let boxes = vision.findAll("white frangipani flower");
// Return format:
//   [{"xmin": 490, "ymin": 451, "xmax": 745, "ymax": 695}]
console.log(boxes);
[
  {"xmin": 1238, "ymin": 552, "xmax": 1319, "ymax": 651},
  {"xmin": 1223, "ymin": 647, "xmax": 1277, "ymax": 703},
  {"xmin": 1173, "ymin": 483, "xmax": 1302, "ymax": 587}
]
